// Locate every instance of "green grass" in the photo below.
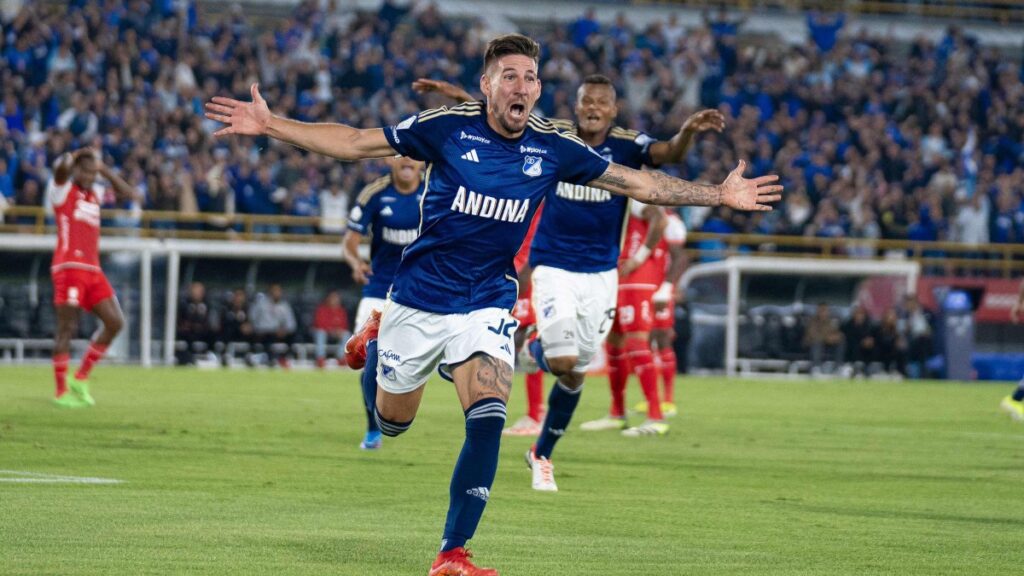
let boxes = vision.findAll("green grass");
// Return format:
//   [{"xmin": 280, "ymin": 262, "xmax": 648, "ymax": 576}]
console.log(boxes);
[{"xmin": 1, "ymin": 367, "xmax": 1023, "ymax": 575}]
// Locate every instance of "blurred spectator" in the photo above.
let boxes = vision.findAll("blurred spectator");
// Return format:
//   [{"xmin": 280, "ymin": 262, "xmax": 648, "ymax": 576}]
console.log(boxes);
[
  {"xmin": 250, "ymin": 284, "xmax": 296, "ymax": 367},
  {"xmin": 899, "ymin": 296, "xmax": 934, "ymax": 379},
  {"xmin": 875, "ymin": 309, "xmax": 906, "ymax": 375},
  {"xmin": 312, "ymin": 290, "xmax": 351, "ymax": 368},
  {"xmin": 318, "ymin": 177, "xmax": 349, "ymax": 235},
  {"xmin": 0, "ymin": 156, "xmax": 14, "ymax": 201},
  {"xmin": 220, "ymin": 288, "xmax": 254, "ymax": 349},
  {"xmin": 286, "ymin": 178, "xmax": 319, "ymax": 234},
  {"xmin": 843, "ymin": 306, "xmax": 877, "ymax": 375},
  {"xmin": 177, "ymin": 281, "xmax": 216, "ymax": 365},
  {"xmin": 803, "ymin": 303, "xmax": 844, "ymax": 374},
  {"xmin": 807, "ymin": 12, "xmax": 845, "ymax": 54}
]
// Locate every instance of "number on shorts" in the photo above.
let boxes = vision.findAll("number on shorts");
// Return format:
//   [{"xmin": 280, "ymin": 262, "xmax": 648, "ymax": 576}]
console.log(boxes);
[{"xmin": 599, "ymin": 307, "xmax": 616, "ymax": 334}]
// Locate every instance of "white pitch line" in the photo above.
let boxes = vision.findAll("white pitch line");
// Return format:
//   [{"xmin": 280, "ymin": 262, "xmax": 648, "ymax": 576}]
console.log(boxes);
[{"xmin": 0, "ymin": 470, "xmax": 124, "ymax": 484}]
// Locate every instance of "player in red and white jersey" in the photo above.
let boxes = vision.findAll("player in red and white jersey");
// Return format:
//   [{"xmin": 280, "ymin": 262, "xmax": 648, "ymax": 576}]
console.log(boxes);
[
  {"xmin": 504, "ymin": 205, "xmax": 546, "ymax": 436},
  {"xmin": 48, "ymin": 148, "xmax": 138, "ymax": 408},
  {"xmin": 581, "ymin": 201, "xmax": 670, "ymax": 436},
  {"xmin": 643, "ymin": 210, "xmax": 688, "ymax": 418}
]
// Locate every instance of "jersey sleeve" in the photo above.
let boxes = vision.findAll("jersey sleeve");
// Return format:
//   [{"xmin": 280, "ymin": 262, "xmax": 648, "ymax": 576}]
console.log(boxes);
[
  {"xmin": 555, "ymin": 133, "xmax": 610, "ymax": 185},
  {"xmin": 382, "ymin": 109, "xmax": 452, "ymax": 163},
  {"xmin": 664, "ymin": 215, "xmax": 687, "ymax": 245},
  {"xmin": 634, "ymin": 132, "xmax": 656, "ymax": 167},
  {"xmin": 47, "ymin": 179, "xmax": 72, "ymax": 208},
  {"xmin": 346, "ymin": 190, "xmax": 377, "ymax": 234}
]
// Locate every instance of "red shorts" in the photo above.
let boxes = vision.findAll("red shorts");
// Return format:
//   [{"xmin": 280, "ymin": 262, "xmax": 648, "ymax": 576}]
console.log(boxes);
[
  {"xmin": 52, "ymin": 268, "xmax": 114, "ymax": 311},
  {"xmin": 652, "ymin": 296, "xmax": 674, "ymax": 330},
  {"xmin": 513, "ymin": 284, "xmax": 535, "ymax": 328},
  {"xmin": 611, "ymin": 287, "xmax": 656, "ymax": 335}
]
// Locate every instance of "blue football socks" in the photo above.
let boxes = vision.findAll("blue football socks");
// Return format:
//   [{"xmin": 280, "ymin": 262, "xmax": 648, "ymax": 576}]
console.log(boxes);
[
  {"xmin": 534, "ymin": 380, "xmax": 582, "ymax": 459},
  {"xmin": 440, "ymin": 398, "xmax": 507, "ymax": 552},
  {"xmin": 360, "ymin": 340, "xmax": 381, "ymax": 434}
]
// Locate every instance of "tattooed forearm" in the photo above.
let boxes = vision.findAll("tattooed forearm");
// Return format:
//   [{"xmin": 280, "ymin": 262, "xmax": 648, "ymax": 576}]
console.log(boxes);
[
  {"xmin": 588, "ymin": 163, "xmax": 722, "ymax": 207},
  {"xmin": 592, "ymin": 170, "xmax": 629, "ymax": 192},
  {"xmin": 646, "ymin": 171, "xmax": 722, "ymax": 207},
  {"xmin": 472, "ymin": 354, "xmax": 513, "ymax": 402}
]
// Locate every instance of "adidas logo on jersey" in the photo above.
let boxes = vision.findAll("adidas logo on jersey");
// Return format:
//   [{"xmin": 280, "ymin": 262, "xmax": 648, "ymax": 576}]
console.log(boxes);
[
  {"xmin": 450, "ymin": 186, "xmax": 530, "ymax": 223},
  {"xmin": 380, "ymin": 206, "xmax": 394, "ymax": 217},
  {"xmin": 460, "ymin": 149, "xmax": 480, "ymax": 162}
]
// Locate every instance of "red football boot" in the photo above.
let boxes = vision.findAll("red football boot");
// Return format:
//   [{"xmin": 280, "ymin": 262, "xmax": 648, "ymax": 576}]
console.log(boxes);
[
  {"xmin": 344, "ymin": 309, "xmax": 381, "ymax": 370},
  {"xmin": 428, "ymin": 548, "xmax": 498, "ymax": 576}
]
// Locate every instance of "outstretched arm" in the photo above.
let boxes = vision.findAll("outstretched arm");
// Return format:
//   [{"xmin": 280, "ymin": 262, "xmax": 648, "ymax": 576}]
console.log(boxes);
[
  {"xmin": 648, "ymin": 109, "xmax": 726, "ymax": 167},
  {"xmin": 587, "ymin": 160, "xmax": 782, "ymax": 211},
  {"xmin": 412, "ymin": 78, "xmax": 474, "ymax": 104},
  {"xmin": 205, "ymin": 83, "xmax": 395, "ymax": 161}
]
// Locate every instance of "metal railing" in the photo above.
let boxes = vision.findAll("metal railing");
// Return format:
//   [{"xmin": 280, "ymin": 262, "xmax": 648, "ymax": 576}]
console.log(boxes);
[{"xmin": 0, "ymin": 206, "xmax": 346, "ymax": 244}]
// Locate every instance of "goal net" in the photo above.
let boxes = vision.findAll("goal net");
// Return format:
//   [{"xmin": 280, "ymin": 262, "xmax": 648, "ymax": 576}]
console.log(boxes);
[{"xmin": 680, "ymin": 256, "xmax": 921, "ymax": 377}]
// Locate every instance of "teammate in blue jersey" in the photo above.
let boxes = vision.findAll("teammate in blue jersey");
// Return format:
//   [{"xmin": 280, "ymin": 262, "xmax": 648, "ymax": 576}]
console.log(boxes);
[
  {"xmin": 415, "ymin": 74, "xmax": 724, "ymax": 491},
  {"xmin": 206, "ymin": 33, "xmax": 781, "ymax": 576},
  {"xmin": 341, "ymin": 156, "xmax": 425, "ymax": 451}
]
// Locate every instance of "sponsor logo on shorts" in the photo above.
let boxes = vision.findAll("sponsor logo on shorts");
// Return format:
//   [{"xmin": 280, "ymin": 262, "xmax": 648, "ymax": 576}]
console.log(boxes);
[
  {"xmin": 381, "ymin": 364, "xmax": 398, "ymax": 381},
  {"xmin": 381, "ymin": 349, "xmax": 401, "ymax": 363}
]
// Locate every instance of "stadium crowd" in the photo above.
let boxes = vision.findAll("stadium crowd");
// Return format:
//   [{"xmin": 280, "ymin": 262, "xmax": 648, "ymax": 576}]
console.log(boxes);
[{"xmin": 1, "ymin": 0, "xmax": 1023, "ymax": 246}]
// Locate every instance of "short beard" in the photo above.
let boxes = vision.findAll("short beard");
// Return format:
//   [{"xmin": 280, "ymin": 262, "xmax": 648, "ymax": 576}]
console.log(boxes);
[{"xmin": 498, "ymin": 113, "xmax": 526, "ymax": 135}]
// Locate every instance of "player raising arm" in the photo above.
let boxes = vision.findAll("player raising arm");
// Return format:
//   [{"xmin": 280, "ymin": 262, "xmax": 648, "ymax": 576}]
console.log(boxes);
[
  {"xmin": 49, "ymin": 148, "xmax": 139, "ymax": 408},
  {"xmin": 207, "ymin": 33, "xmax": 780, "ymax": 576}
]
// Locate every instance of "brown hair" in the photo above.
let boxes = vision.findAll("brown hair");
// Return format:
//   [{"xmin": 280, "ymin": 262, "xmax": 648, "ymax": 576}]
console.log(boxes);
[{"xmin": 483, "ymin": 34, "xmax": 540, "ymax": 71}]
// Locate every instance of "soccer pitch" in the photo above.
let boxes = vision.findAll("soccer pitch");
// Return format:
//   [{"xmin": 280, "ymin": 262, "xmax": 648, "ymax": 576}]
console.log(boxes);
[{"xmin": 1, "ymin": 367, "xmax": 1021, "ymax": 575}]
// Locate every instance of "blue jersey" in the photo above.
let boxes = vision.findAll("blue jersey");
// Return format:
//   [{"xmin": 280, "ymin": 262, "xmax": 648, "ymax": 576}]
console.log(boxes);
[
  {"xmin": 529, "ymin": 122, "xmax": 655, "ymax": 273},
  {"xmin": 347, "ymin": 175, "xmax": 425, "ymax": 299},
  {"xmin": 383, "ymin": 101, "xmax": 610, "ymax": 314}
]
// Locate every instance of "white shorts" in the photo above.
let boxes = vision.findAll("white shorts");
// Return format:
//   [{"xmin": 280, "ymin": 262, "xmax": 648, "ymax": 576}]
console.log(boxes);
[
  {"xmin": 375, "ymin": 300, "xmax": 518, "ymax": 395},
  {"xmin": 531, "ymin": 265, "xmax": 618, "ymax": 372},
  {"xmin": 355, "ymin": 296, "xmax": 387, "ymax": 332}
]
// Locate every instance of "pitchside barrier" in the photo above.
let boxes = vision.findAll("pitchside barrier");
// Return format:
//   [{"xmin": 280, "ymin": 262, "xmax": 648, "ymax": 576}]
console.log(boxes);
[{"xmin": 0, "ymin": 234, "xmax": 353, "ymax": 367}]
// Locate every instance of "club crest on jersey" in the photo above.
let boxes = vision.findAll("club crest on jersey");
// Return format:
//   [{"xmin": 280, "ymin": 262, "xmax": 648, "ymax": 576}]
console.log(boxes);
[{"xmin": 523, "ymin": 156, "xmax": 543, "ymax": 177}]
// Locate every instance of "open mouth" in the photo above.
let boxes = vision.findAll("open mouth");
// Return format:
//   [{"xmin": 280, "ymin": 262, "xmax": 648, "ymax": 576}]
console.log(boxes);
[{"xmin": 509, "ymin": 103, "xmax": 526, "ymax": 119}]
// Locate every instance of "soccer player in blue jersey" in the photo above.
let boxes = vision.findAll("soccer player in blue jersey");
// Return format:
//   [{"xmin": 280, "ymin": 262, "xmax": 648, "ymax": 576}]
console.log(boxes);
[
  {"xmin": 341, "ymin": 156, "xmax": 425, "ymax": 451},
  {"xmin": 206, "ymin": 33, "xmax": 781, "ymax": 576},
  {"xmin": 415, "ymin": 74, "xmax": 724, "ymax": 490}
]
